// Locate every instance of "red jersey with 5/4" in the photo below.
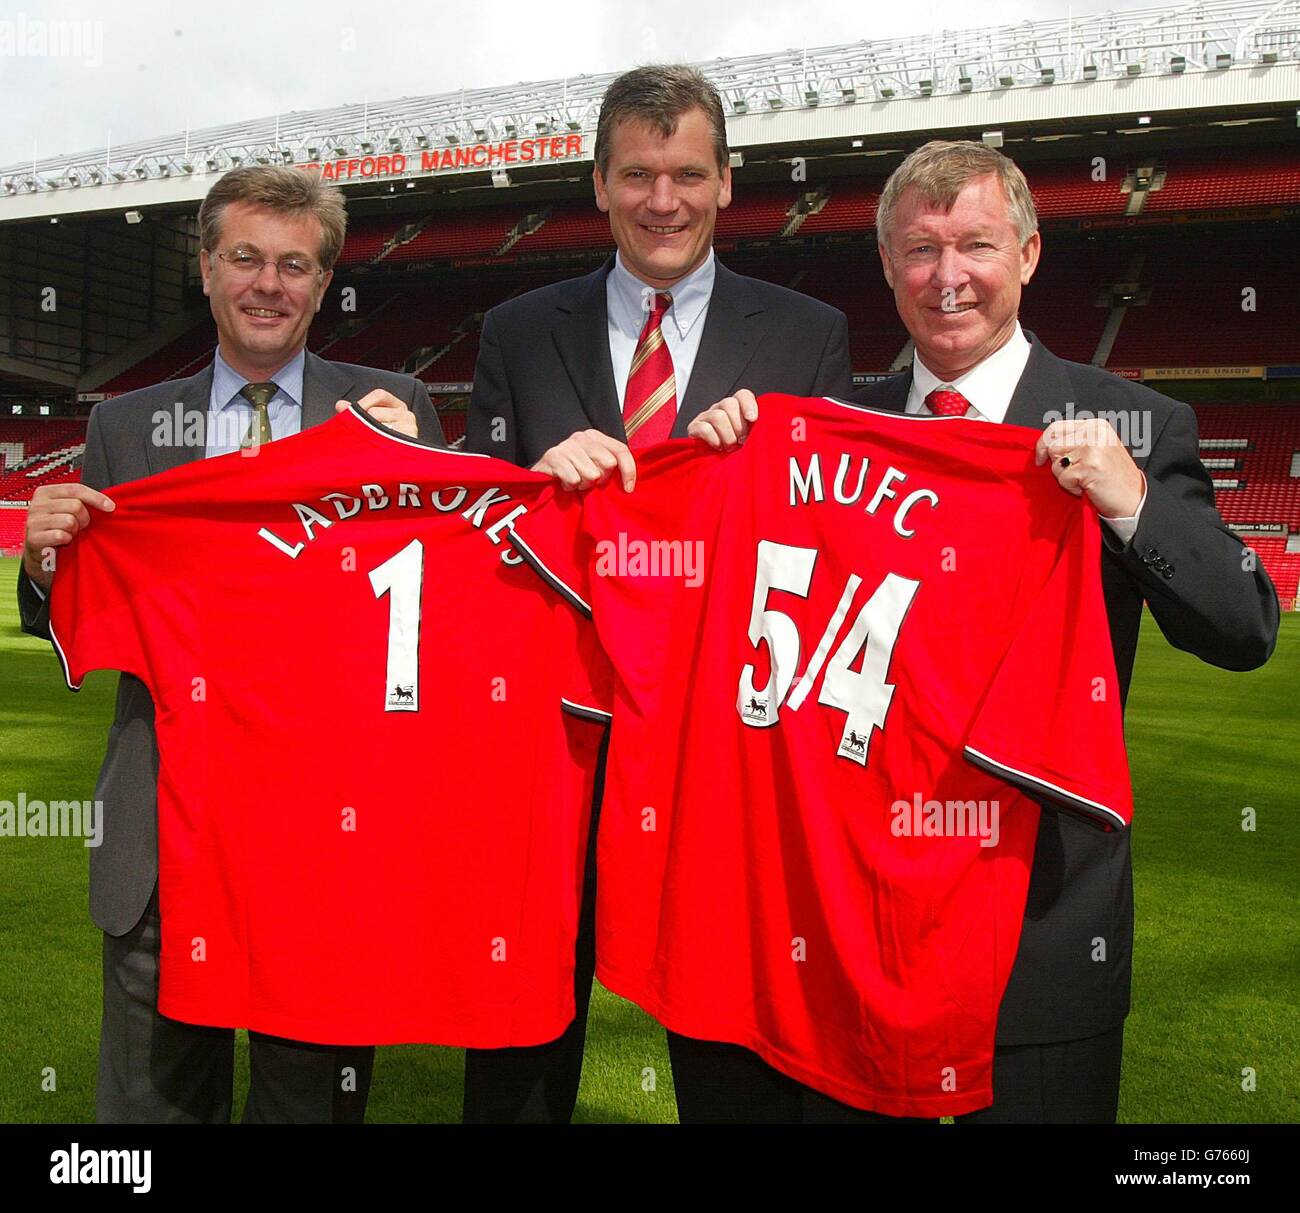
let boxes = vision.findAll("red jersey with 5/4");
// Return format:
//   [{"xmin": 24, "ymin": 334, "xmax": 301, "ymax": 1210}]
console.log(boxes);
[
  {"xmin": 49, "ymin": 405, "xmax": 606, "ymax": 1046},
  {"xmin": 513, "ymin": 392, "xmax": 1133, "ymax": 1118}
]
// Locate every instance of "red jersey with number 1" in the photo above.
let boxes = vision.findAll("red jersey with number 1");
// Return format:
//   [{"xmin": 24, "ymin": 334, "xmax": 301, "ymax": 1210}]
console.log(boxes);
[
  {"xmin": 49, "ymin": 405, "xmax": 607, "ymax": 1046},
  {"xmin": 514, "ymin": 392, "xmax": 1133, "ymax": 1118}
]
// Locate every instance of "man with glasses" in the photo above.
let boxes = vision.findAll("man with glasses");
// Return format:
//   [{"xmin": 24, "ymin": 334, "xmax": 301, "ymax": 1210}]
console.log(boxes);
[{"xmin": 18, "ymin": 165, "xmax": 443, "ymax": 1123}]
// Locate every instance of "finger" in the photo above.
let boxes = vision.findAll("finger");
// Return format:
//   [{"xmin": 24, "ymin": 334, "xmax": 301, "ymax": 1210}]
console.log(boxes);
[
  {"xmin": 613, "ymin": 444, "xmax": 637, "ymax": 493},
  {"xmin": 721, "ymin": 401, "xmax": 750, "ymax": 440},
  {"xmin": 710, "ymin": 410, "xmax": 741, "ymax": 448},
  {"xmin": 42, "ymin": 511, "xmax": 82, "ymax": 536},
  {"xmin": 736, "ymin": 389, "xmax": 760, "ymax": 423},
  {"xmin": 48, "ymin": 484, "xmax": 115, "ymax": 512},
  {"xmin": 550, "ymin": 456, "xmax": 585, "ymax": 490},
  {"xmin": 692, "ymin": 420, "xmax": 723, "ymax": 450},
  {"xmin": 570, "ymin": 451, "xmax": 609, "ymax": 487},
  {"xmin": 587, "ymin": 445, "xmax": 621, "ymax": 471},
  {"xmin": 354, "ymin": 389, "xmax": 402, "ymax": 411}
]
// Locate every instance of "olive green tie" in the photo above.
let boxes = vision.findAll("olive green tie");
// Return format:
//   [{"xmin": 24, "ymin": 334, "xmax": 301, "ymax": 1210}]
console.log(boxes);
[{"xmin": 239, "ymin": 382, "xmax": 277, "ymax": 449}]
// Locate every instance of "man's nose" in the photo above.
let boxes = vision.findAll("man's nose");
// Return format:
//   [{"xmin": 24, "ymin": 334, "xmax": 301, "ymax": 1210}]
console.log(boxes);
[
  {"xmin": 647, "ymin": 174, "xmax": 679, "ymax": 214},
  {"xmin": 931, "ymin": 246, "xmax": 968, "ymax": 290},
  {"xmin": 252, "ymin": 261, "xmax": 284, "ymax": 292}
]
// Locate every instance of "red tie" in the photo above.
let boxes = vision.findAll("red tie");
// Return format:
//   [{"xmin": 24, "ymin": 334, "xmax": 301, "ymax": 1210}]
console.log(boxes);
[
  {"xmin": 925, "ymin": 387, "xmax": 971, "ymax": 418},
  {"xmin": 622, "ymin": 292, "xmax": 676, "ymax": 449}
]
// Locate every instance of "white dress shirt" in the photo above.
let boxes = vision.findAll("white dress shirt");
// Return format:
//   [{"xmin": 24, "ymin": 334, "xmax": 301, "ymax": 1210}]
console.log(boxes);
[
  {"xmin": 906, "ymin": 322, "xmax": 1145, "ymax": 543},
  {"xmin": 607, "ymin": 250, "xmax": 716, "ymax": 412}
]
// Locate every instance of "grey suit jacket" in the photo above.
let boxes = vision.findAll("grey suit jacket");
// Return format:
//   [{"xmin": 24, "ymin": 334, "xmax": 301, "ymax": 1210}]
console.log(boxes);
[
  {"xmin": 465, "ymin": 255, "xmax": 852, "ymax": 464},
  {"xmin": 854, "ymin": 332, "xmax": 1279, "ymax": 1044},
  {"xmin": 17, "ymin": 350, "xmax": 445, "ymax": 936}
]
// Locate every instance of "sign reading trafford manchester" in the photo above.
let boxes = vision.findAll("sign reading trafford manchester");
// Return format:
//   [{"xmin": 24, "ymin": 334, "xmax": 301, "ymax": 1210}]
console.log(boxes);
[{"xmin": 295, "ymin": 134, "xmax": 587, "ymax": 182}]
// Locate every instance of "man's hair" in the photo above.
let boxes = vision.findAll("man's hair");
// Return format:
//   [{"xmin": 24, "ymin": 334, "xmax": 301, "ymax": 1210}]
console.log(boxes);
[
  {"xmin": 197, "ymin": 165, "xmax": 348, "ymax": 270},
  {"xmin": 876, "ymin": 140, "xmax": 1038, "ymax": 248},
  {"xmin": 594, "ymin": 64, "xmax": 729, "ymax": 178}
]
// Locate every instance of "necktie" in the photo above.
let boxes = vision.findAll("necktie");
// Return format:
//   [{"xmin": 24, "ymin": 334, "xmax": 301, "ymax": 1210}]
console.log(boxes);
[
  {"xmin": 924, "ymin": 387, "xmax": 971, "ymax": 418},
  {"xmin": 240, "ymin": 382, "xmax": 277, "ymax": 449},
  {"xmin": 622, "ymin": 292, "xmax": 676, "ymax": 449}
]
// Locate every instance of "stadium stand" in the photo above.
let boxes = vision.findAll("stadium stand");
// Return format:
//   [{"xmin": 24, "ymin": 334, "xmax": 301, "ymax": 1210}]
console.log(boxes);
[
  {"xmin": 1145, "ymin": 146, "xmax": 1300, "ymax": 213},
  {"xmin": 1106, "ymin": 230, "xmax": 1299, "ymax": 367},
  {"xmin": 0, "ymin": 420, "xmax": 87, "ymax": 505}
]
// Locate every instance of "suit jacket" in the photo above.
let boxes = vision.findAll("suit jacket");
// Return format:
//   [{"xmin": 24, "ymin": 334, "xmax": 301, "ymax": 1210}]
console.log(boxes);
[
  {"xmin": 17, "ymin": 350, "xmax": 445, "ymax": 937},
  {"xmin": 465, "ymin": 255, "xmax": 852, "ymax": 463},
  {"xmin": 854, "ymin": 332, "xmax": 1279, "ymax": 1045}
]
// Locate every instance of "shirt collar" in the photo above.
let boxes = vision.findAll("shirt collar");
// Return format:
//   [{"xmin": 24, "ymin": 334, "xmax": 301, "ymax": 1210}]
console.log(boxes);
[
  {"xmin": 911, "ymin": 321, "xmax": 1031, "ymax": 424},
  {"xmin": 608, "ymin": 249, "xmax": 716, "ymax": 339},
  {"xmin": 212, "ymin": 346, "xmax": 306, "ymax": 412}
]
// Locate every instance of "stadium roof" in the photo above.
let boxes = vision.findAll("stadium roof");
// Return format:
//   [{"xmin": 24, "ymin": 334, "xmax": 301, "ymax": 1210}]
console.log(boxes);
[{"xmin": 3, "ymin": 0, "xmax": 1299, "ymax": 221}]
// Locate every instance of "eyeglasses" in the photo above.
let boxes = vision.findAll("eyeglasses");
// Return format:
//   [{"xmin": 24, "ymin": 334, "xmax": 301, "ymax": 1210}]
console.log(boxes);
[{"xmin": 216, "ymin": 248, "xmax": 325, "ymax": 283}]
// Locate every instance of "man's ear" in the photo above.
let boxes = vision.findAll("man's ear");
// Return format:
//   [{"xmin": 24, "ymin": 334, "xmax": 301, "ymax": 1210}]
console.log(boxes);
[
  {"xmin": 199, "ymin": 248, "xmax": 212, "ymax": 298},
  {"xmin": 717, "ymin": 161, "xmax": 733, "ymax": 210},
  {"xmin": 593, "ymin": 165, "xmax": 610, "ymax": 214},
  {"xmin": 316, "ymin": 268, "xmax": 334, "ymax": 312},
  {"xmin": 1020, "ymin": 231, "xmax": 1041, "ymax": 286}
]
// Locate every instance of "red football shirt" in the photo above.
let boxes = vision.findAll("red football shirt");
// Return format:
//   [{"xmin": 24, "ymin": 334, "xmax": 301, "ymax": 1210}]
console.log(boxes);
[
  {"xmin": 513, "ymin": 392, "xmax": 1133, "ymax": 1117},
  {"xmin": 49, "ymin": 405, "xmax": 606, "ymax": 1047}
]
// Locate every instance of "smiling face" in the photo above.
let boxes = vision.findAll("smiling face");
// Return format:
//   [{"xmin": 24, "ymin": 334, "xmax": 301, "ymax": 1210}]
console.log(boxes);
[
  {"xmin": 592, "ymin": 107, "xmax": 731, "ymax": 290},
  {"xmin": 199, "ymin": 200, "xmax": 333, "ymax": 381},
  {"xmin": 878, "ymin": 174, "xmax": 1040, "ymax": 381}
]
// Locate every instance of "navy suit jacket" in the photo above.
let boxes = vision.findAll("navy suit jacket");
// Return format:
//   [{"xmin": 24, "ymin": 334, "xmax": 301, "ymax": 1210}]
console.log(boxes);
[
  {"xmin": 853, "ymin": 332, "xmax": 1279, "ymax": 1044},
  {"xmin": 465, "ymin": 255, "xmax": 852, "ymax": 463}
]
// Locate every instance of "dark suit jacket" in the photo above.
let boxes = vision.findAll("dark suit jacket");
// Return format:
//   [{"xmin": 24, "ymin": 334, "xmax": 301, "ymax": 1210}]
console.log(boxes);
[
  {"xmin": 465, "ymin": 255, "xmax": 852, "ymax": 463},
  {"xmin": 17, "ymin": 350, "xmax": 444, "ymax": 937},
  {"xmin": 854, "ymin": 332, "xmax": 1279, "ymax": 1045}
]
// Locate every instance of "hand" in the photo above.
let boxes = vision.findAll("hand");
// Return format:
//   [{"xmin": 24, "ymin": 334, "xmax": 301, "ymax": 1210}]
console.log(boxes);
[
  {"xmin": 23, "ymin": 482, "xmax": 116, "ymax": 592},
  {"xmin": 337, "ymin": 389, "xmax": 419, "ymax": 439},
  {"xmin": 687, "ymin": 389, "xmax": 759, "ymax": 452},
  {"xmin": 1035, "ymin": 418, "xmax": 1145, "ymax": 518},
  {"xmin": 532, "ymin": 430, "xmax": 637, "ymax": 492}
]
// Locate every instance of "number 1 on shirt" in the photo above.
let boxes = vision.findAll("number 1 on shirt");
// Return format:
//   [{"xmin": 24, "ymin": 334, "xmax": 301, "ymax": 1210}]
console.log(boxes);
[{"xmin": 369, "ymin": 538, "xmax": 424, "ymax": 712}]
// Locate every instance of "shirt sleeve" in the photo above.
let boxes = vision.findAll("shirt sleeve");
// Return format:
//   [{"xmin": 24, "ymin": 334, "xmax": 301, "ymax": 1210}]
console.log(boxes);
[
  {"xmin": 508, "ymin": 483, "xmax": 594, "ymax": 618},
  {"xmin": 1098, "ymin": 471, "xmax": 1147, "ymax": 546},
  {"xmin": 962, "ymin": 504, "xmax": 1134, "ymax": 831},
  {"xmin": 47, "ymin": 503, "xmax": 154, "ymax": 695}
]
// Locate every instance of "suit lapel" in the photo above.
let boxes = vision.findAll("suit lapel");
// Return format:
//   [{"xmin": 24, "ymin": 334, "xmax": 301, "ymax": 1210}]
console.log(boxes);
[
  {"xmin": 672, "ymin": 261, "xmax": 767, "ymax": 436},
  {"xmin": 147, "ymin": 366, "xmax": 212, "ymax": 476},
  {"xmin": 302, "ymin": 350, "xmax": 355, "ymax": 430},
  {"xmin": 866, "ymin": 370, "xmax": 911, "ymax": 414},
  {"xmin": 552, "ymin": 258, "xmax": 624, "ymax": 439},
  {"xmin": 1003, "ymin": 332, "xmax": 1075, "ymax": 433}
]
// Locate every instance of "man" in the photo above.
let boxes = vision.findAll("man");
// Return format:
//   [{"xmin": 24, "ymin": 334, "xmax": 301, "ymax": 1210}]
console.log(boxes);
[
  {"xmin": 693, "ymin": 139, "xmax": 1279, "ymax": 1122},
  {"xmin": 18, "ymin": 165, "xmax": 444, "ymax": 1123},
  {"xmin": 463, "ymin": 63, "xmax": 852, "ymax": 1123}
]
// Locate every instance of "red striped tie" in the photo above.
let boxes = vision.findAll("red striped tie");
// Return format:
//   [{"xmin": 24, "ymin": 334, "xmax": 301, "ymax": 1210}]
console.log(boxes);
[
  {"xmin": 622, "ymin": 292, "xmax": 676, "ymax": 449},
  {"xmin": 925, "ymin": 387, "xmax": 971, "ymax": 418}
]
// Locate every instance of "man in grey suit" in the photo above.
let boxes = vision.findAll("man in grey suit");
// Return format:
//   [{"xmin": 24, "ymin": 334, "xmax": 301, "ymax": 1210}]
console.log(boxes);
[{"xmin": 18, "ymin": 165, "xmax": 443, "ymax": 1123}]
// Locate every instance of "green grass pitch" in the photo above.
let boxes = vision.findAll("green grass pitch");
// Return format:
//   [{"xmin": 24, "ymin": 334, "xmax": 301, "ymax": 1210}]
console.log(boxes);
[{"xmin": 0, "ymin": 554, "xmax": 1295, "ymax": 1124}]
